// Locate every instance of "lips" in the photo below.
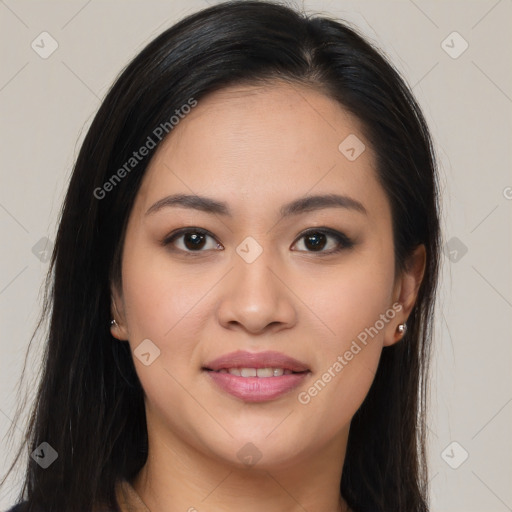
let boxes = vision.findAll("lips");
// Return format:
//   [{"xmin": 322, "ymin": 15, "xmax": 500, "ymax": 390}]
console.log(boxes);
[
  {"xmin": 203, "ymin": 350, "xmax": 309, "ymax": 373},
  {"xmin": 203, "ymin": 350, "xmax": 310, "ymax": 402}
]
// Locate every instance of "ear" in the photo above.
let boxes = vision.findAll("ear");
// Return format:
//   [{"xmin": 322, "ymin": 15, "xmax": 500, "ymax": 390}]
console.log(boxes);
[
  {"xmin": 110, "ymin": 283, "xmax": 130, "ymax": 341},
  {"xmin": 383, "ymin": 244, "xmax": 426, "ymax": 347}
]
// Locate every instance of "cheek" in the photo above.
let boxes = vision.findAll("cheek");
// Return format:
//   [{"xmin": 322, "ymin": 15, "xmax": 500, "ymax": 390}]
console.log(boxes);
[
  {"xmin": 120, "ymin": 235, "xmax": 214, "ymax": 369},
  {"xmin": 295, "ymin": 250, "xmax": 395, "ymax": 426},
  {"xmin": 309, "ymin": 247, "xmax": 395, "ymax": 345},
  {"xmin": 122, "ymin": 222, "xmax": 200, "ymax": 329},
  {"xmin": 119, "ymin": 248, "xmax": 215, "ymax": 433}
]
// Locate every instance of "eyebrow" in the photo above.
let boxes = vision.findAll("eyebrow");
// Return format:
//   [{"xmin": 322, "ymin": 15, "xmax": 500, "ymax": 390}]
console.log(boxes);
[{"xmin": 145, "ymin": 192, "xmax": 367, "ymax": 218}]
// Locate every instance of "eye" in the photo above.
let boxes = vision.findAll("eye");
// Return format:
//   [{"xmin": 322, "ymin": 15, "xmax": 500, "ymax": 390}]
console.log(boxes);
[
  {"xmin": 162, "ymin": 228, "xmax": 223, "ymax": 253},
  {"xmin": 292, "ymin": 228, "xmax": 354, "ymax": 254},
  {"xmin": 162, "ymin": 227, "xmax": 354, "ymax": 255}
]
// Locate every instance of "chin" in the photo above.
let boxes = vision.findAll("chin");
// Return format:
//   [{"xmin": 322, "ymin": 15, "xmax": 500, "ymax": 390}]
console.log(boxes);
[{"xmin": 202, "ymin": 433, "xmax": 308, "ymax": 472}]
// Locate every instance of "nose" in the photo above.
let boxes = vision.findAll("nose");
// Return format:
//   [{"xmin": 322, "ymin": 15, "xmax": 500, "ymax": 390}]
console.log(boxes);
[{"xmin": 216, "ymin": 251, "xmax": 298, "ymax": 335}]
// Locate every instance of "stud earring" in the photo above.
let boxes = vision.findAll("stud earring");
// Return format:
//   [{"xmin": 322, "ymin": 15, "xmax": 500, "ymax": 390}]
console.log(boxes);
[
  {"xmin": 110, "ymin": 319, "xmax": 118, "ymax": 327},
  {"xmin": 397, "ymin": 322, "xmax": 407, "ymax": 336}
]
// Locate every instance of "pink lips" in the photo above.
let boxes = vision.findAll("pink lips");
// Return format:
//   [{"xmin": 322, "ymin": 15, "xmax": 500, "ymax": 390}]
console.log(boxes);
[{"xmin": 203, "ymin": 350, "xmax": 310, "ymax": 402}]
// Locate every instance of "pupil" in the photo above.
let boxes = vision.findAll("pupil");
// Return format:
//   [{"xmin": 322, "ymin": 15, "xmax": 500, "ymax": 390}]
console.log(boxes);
[
  {"xmin": 185, "ymin": 232, "xmax": 205, "ymax": 250},
  {"xmin": 305, "ymin": 233, "xmax": 326, "ymax": 251}
]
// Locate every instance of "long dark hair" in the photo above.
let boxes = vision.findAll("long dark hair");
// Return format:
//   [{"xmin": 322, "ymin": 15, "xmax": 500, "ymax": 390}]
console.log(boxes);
[{"xmin": 3, "ymin": 1, "xmax": 440, "ymax": 511}]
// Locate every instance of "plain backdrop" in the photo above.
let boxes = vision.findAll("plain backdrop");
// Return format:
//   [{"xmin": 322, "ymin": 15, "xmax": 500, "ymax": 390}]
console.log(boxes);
[{"xmin": 0, "ymin": 1, "xmax": 511, "ymax": 511}]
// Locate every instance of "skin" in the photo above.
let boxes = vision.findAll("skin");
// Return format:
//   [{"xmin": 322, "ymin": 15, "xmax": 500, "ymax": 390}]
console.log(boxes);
[{"xmin": 110, "ymin": 81, "xmax": 426, "ymax": 512}]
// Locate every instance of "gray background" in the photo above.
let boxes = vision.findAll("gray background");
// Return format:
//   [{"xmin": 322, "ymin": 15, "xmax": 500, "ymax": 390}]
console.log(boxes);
[{"xmin": 1, "ymin": 1, "xmax": 511, "ymax": 510}]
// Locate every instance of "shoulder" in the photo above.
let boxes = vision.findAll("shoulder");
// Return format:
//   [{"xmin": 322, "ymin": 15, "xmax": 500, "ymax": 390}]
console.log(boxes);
[
  {"xmin": 4, "ymin": 500, "xmax": 120, "ymax": 512},
  {"xmin": 4, "ymin": 503, "xmax": 116, "ymax": 512},
  {"xmin": 5, "ymin": 505, "xmax": 27, "ymax": 512},
  {"xmin": 4, "ymin": 487, "xmax": 126, "ymax": 512}
]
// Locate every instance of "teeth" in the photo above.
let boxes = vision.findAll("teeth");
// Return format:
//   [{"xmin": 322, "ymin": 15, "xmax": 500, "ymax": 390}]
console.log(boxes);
[
  {"xmin": 257, "ymin": 368, "xmax": 275, "ymax": 377},
  {"xmin": 217, "ymin": 367, "xmax": 296, "ymax": 377}
]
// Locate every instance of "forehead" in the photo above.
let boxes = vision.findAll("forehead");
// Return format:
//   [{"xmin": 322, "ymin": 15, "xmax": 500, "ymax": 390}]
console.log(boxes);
[{"xmin": 135, "ymin": 81, "xmax": 390, "ymax": 224}]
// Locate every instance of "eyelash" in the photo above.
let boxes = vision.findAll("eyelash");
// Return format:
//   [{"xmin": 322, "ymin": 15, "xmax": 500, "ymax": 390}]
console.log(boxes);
[{"xmin": 161, "ymin": 227, "xmax": 354, "ymax": 256}]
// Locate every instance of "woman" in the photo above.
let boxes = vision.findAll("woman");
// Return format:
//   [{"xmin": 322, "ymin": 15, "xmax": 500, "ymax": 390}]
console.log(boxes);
[{"xmin": 3, "ymin": 1, "xmax": 440, "ymax": 511}]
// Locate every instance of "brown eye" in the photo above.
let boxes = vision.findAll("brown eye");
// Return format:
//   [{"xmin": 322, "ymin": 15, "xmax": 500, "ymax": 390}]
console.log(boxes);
[
  {"xmin": 163, "ymin": 228, "xmax": 223, "ymax": 253},
  {"xmin": 303, "ymin": 232, "xmax": 328, "ymax": 251},
  {"xmin": 182, "ymin": 232, "xmax": 207, "ymax": 250},
  {"xmin": 292, "ymin": 229, "xmax": 354, "ymax": 254}
]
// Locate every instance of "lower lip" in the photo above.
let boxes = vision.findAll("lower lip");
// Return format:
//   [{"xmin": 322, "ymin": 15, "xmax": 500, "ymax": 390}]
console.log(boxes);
[{"xmin": 205, "ymin": 370, "xmax": 310, "ymax": 402}]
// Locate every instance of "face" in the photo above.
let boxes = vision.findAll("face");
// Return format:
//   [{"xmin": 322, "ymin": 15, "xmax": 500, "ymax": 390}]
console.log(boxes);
[{"xmin": 111, "ymin": 82, "xmax": 422, "ymax": 471}]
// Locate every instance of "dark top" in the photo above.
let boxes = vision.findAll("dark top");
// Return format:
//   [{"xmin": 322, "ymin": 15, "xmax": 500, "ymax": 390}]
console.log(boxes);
[
  {"xmin": 5, "ymin": 505, "xmax": 118, "ymax": 512},
  {"xmin": 5, "ymin": 506, "xmax": 26, "ymax": 512},
  {"xmin": 4, "ymin": 480, "xmax": 146, "ymax": 512},
  {"xmin": 4, "ymin": 504, "xmax": 117, "ymax": 512}
]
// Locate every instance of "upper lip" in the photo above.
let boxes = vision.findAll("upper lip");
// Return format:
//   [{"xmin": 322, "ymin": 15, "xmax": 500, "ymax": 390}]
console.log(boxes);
[{"xmin": 203, "ymin": 350, "xmax": 309, "ymax": 372}]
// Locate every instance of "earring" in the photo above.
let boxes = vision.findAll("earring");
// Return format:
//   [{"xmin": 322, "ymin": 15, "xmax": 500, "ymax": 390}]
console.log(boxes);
[
  {"xmin": 397, "ymin": 322, "xmax": 407, "ymax": 336},
  {"xmin": 110, "ymin": 319, "xmax": 118, "ymax": 327}
]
